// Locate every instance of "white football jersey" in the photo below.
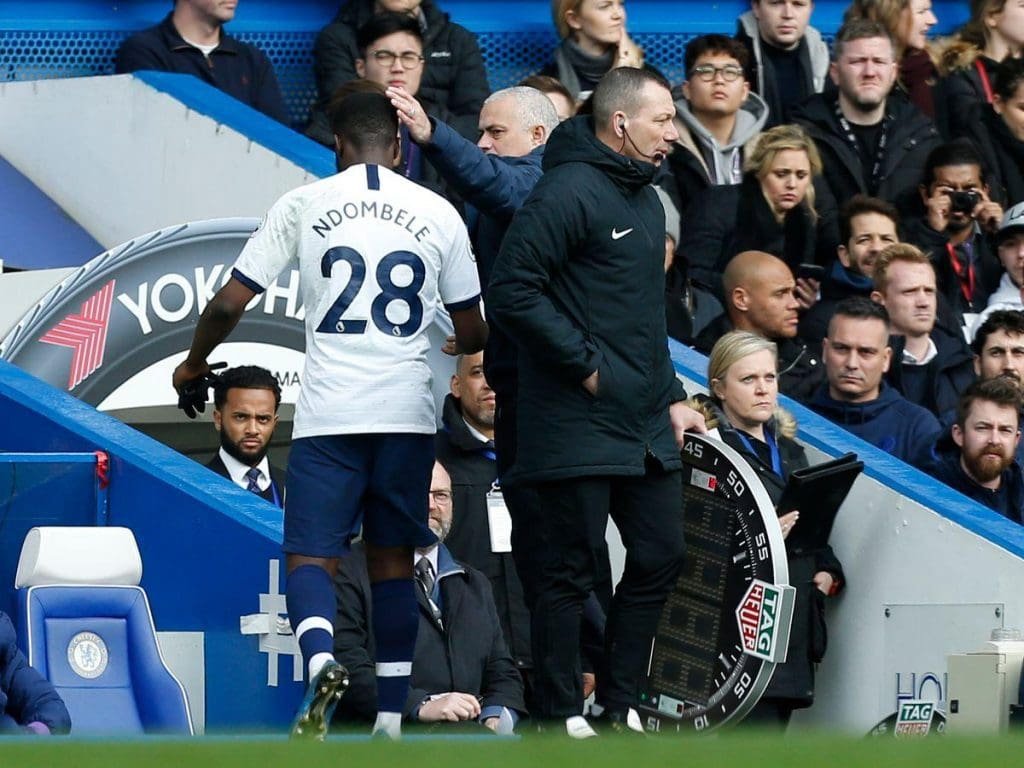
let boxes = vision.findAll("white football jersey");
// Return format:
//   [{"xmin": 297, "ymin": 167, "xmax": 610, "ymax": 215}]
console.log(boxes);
[{"xmin": 232, "ymin": 163, "xmax": 480, "ymax": 438}]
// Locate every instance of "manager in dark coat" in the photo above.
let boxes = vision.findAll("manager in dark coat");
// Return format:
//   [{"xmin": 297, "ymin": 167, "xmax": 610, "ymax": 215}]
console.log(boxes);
[
  {"xmin": 390, "ymin": 84, "xmax": 562, "ymax": 658},
  {"xmin": 488, "ymin": 68, "xmax": 705, "ymax": 729}
]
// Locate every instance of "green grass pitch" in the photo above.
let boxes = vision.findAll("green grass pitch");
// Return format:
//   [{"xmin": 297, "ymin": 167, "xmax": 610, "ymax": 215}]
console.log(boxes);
[{"xmin": 3, "ymin": 732, "xmax": 1021, "ymax": 768}]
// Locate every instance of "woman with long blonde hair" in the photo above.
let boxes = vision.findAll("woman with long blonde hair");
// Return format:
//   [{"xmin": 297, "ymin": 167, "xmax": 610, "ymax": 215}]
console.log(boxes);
[
  {"xmin": 679, "ymin": 123, "xmax": 839, "ymax": 301},
  {"xmin": 691, "ymin": 330, "xmax": 845, "ymax": 727}
]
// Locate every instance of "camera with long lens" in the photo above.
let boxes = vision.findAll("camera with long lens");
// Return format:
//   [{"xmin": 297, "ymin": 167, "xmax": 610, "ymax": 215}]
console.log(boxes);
[{"xmin": 949, "ymin": 190, "xmax": 981, "ymax": 215}]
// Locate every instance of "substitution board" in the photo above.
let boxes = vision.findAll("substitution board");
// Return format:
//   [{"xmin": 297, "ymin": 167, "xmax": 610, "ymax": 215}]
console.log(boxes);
[{"xmin": 638, "ymin": 432, "xmax": 795, "ymax": 732}]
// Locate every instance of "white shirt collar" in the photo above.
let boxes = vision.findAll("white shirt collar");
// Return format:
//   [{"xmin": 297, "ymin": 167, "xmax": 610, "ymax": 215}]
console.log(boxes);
[
  {"xmin": 218, "ymin": 448, "xmax": 272, "ymax": 492},
  {"xmin": 462, "ymin": 417, "xmax": 492, "ymax": 445},
  {"xmin": 901, "ymin": 337, "xmax": 938, "ymax": 366}
]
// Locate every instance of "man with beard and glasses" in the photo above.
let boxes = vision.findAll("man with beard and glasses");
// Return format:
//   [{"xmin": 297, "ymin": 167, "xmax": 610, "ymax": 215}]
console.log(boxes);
[
  {"xmin": 206, "ymin": 365, "xmax": 284, "ymax": 508},
  {"xmin": 930, "ymin": 377, "xmax": 1024, "ymax": 524},
  {"xmin": 904, "ymin": 140, "xmax": 1005, "ymax": 331},
  {"xmin": 331, "ymin": 461, "xmax": 526, "ymax": 731}
]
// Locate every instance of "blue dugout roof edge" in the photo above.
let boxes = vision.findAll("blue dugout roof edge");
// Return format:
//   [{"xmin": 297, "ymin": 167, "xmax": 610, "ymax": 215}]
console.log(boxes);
[{"xmin": 133, "ymin": 71, "xmax": 336, "ymax": 181}]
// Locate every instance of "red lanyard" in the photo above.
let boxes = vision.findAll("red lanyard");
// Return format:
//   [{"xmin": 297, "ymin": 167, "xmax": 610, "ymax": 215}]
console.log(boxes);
[
  {"xmin": 946, "ymin": 242, "xmax": 976, "ymax": 303},
  {"xmin": 975, "ymin": 59, "xmax": 994, "ymax": 104}
]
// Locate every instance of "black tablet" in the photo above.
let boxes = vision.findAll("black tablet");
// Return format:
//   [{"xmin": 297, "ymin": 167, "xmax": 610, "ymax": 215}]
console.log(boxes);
[{"xmin": 777, "ymin": 452, "xmax": 863, "ymax": 554}]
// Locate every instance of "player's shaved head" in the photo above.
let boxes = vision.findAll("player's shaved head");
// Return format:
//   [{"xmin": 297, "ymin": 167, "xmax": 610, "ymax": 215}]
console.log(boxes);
[
  {"xmin": 723, "ymin": 250, "xmax": 790, "ymax": 296},
  {"xmin": 332, "ymin": 91, "xmax": 400, "ymax": 157}
]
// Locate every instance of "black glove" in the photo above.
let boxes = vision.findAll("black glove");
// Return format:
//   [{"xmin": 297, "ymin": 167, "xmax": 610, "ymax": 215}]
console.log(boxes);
[{"xmin": 176, "ymin": 362, "xmax": 226, "ymax": 419}]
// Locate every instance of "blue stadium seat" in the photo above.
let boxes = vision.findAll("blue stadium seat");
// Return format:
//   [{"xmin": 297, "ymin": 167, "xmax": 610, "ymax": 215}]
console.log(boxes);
[{"xmin": 14, "ymin": 527, "xmax": 193, "ymax": 735}]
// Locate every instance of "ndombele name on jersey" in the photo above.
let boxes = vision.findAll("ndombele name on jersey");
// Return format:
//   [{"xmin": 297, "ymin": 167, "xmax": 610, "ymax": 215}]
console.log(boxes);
[{"xmin": 311, "ymin": 201, "xmax": 431, "ymax": 243}]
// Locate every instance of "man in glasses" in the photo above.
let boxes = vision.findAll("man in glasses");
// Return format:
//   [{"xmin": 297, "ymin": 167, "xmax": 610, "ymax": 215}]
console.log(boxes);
[
  {"xmin": 344, "ymin": 13, "xmax": 450, "ymax": 195},
  {"xmin": 332, "ymin": 461, "xmax": 526, "ymax": 731},
  {"xmin": 306, "ymin": 0, "xmax": 489, "ymax": 148},
  {"xmin": 656, "ymin": 35, "xmax": 767, "ymax": 220}
]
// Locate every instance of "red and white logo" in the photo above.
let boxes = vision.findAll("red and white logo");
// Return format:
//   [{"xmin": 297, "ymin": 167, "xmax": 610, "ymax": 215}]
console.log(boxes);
[{"xmin": 39, "ymin": 280, "xmax": 115, "ymax": 389}]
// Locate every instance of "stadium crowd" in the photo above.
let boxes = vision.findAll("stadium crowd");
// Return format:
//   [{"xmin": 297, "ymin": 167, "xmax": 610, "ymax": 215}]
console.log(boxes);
[{"xmin": 148, "ymin": 0, "xmax": 1024, "ymax": 742}]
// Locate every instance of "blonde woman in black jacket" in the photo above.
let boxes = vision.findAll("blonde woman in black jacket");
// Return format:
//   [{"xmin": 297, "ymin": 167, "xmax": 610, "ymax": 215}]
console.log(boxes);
[{"xmin": 691, "ymin": 330, "xmax": 845, "ymax": 728}]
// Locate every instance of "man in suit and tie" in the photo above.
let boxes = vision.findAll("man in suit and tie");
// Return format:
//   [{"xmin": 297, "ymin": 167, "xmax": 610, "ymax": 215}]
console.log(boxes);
[
  {"xmin": 331, "ymin": 460, "xmax": 525, "ymax": 731},
  {"xmin": 206, "ymin": 365, "xmax": 285, "ymax": 508}
]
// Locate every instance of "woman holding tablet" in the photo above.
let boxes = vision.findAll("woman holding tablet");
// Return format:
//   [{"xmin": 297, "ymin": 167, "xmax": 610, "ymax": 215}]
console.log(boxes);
[{"xmin": 691, "ymin": 330, "xmax": 845, "ymax": 728}]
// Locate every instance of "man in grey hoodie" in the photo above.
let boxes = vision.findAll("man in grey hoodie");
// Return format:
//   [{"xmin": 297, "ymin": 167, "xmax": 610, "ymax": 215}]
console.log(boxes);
[
  {"xmin": 658, "ymin": 35, "xmax": 768, "ymax": 219},
  {"xmin": 735, "ymin": 0, "xmax": 830, "ymax": 128}
]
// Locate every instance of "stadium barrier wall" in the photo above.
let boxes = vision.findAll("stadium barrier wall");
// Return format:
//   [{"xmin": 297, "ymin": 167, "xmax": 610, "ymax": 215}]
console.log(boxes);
[
  {"xmin": 0, "ymin": 73, "xmax": 333, "ymax": 254},
  {"xmin": 669, "ymin": 340, "xmax": 1024, "ymax": 732}
]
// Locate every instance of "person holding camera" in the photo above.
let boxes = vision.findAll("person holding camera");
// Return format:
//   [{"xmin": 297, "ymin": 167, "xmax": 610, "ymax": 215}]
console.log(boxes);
[{"xmin": 904, "ymin": 140, "xmax": 1005, "ymax": 329}]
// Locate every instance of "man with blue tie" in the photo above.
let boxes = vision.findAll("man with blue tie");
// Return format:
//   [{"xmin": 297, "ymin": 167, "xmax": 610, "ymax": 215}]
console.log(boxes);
[{"xmin": 205, "ymin": 365, "xmax": 285, "ymax": 508}]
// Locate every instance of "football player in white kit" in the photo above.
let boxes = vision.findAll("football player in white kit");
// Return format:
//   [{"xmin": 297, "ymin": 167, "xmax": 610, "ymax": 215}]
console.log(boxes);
[{"xmin": 173, "ymin": 91, "xmax": 488, "ymax": 741}]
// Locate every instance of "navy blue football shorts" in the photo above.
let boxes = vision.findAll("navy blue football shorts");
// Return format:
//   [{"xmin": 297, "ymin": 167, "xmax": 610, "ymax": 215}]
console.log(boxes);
[{"xmin": 283, "ymin": 433, "xmax": 436, "ymax": 557}]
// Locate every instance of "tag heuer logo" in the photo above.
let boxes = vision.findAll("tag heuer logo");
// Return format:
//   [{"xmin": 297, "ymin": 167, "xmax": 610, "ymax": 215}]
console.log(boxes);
[
  {"xmin": 737, "ymin": 580, "xmax": 782, "ymax": 661},
  {"xmin": 895, "ymin": 700, "xmax": 934, "ymax": 737},
  {"xmin": 67, "ymin": 631, "xmax": 109, "ymax": 679}
]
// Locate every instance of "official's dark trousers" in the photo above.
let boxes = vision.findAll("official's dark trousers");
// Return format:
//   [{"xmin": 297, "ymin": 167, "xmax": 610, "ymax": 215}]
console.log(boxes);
[
  {"xmin": 530, "ymin": 464, "xmax": 685, "ymax": 718},
  {"xmin": 496, "ymin": 390, "xmax": 618, "ymax": 710}
]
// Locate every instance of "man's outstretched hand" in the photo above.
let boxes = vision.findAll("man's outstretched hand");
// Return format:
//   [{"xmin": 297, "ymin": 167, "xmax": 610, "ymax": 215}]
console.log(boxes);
[{"xmin": 172, "ymin": 360, "xmax": 226, "ymax": 419}]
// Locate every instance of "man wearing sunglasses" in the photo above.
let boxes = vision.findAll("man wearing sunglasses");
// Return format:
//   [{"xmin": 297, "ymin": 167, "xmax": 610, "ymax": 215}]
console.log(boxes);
[{"xmin": 656, "ymin": 35, "xmax": 768, "ymax": 220}]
